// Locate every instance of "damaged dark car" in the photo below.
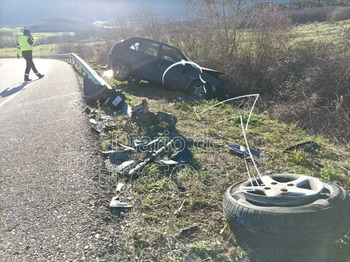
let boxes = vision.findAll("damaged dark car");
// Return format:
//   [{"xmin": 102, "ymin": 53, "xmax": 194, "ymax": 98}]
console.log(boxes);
[{"xmin": 108, "ymin": 37, "xmax": 223, "ymax": 98}]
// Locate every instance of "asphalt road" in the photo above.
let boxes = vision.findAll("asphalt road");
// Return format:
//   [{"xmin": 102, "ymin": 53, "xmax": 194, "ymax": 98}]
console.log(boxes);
[{"xmin": 0, "ymin": 59, "xmax": 120, "ymax": 261}]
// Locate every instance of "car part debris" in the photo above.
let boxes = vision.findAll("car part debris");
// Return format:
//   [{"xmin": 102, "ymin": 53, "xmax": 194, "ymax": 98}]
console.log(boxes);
[
  {"xmin": 180, "ymin": 225, "xmax": 199, "ymax": 234},
  {"xmin": 116, "ymin": 182, "xmax": 125, "ymax": 193},
  {"xmin": 118, "ymin": 143, "xmax": 136, "ymax": 152},
  {"xmin": 89, "ymin": 118, "xmax": 98, "ymax": 125},
  {"xmin": 284, "ymin": 141, "xmax": 321, "ymax": 153},
  {"xmin": 156, "ymin": 112, "xmax": 177, "ymax": 131},
  {"xmin": 228, "ymin": 144, "xmax": 260, "ymax": 159},
  {"xmin": 123, "ymin": 138, "xmax": 177, "ymax": 178},
  {"xmin": 83, "ymin": 107, "xmax": 91, "ymax": 114},
  {"xmin": 90, "ymin": 126, "xmax": 101, "ymax": 134},
  {"xmin": 156, "ymin": 159, "xmax": 179, "ymax": 166},
  {"xmin": 132, "ymin": 99, "xmax": 149, "ymax": 114},
  {"xmin": 109, "ymin": 196, "xmax": 132, "ymax": 209},
  {"xmin": 103, "ymin": 125, "xmax": 117, "ymax": 132},
  {"xmin": 109, "ymin": 150, "xmax": 133, "ymax": 162},
  {"xmin": 104, "ymin": 91, "xmax": 127, "ymax": 111},
  {"xmin": 171, "ymin": 146, "xmax": 193, "ymax": 162},
  {"xmin": 132, "ymin": 138, "xmax": 160, "ymax": 152},
  {"xmin": 116, "ymin": 160, "xmax": 135, "ymax": 173}
]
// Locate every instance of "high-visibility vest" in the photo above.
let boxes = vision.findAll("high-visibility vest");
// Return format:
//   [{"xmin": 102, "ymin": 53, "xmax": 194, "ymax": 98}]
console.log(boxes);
[{"xmin": 18, "ymin": 35, "xmax": 33, "ymax": 51}]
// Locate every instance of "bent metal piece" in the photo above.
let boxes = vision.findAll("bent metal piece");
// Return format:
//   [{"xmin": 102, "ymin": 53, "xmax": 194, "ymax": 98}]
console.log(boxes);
[{"xmin": 123, "ymin": 138, "xmax": 176, "ymax": 178}]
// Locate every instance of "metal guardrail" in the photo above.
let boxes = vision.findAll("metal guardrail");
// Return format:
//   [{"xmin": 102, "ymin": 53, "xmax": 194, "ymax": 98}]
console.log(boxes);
[
  {"xmin": 39, "ymin": 53, "xmax": 113, "ymax": 100},
  {"xmin": 1, "ymin": 53, "xmax": 112, "ymax": 100}
]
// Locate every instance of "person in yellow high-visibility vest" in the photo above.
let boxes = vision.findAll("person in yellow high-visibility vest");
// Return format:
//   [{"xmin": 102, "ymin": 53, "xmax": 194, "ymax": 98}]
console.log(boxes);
[{"xmin": 17, "ymin": 29, "xmax": 44, "ymax": 82}]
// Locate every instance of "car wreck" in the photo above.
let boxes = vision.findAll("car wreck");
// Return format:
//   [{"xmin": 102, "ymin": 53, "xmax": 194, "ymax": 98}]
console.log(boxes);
[{"xmin": 107, "ymin": 37, "xmax": 223, "ymax": 98}]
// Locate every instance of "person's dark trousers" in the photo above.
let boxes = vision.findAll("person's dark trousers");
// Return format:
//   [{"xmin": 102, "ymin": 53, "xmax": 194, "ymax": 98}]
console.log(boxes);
[{"xmin": 22, "ymin": 50, "xmax": 38, "ymax": 75}]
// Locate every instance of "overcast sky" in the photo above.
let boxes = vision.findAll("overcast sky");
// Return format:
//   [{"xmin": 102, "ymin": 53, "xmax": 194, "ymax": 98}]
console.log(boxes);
[{"xmin": 0, "ymin": 0, "xmax": 185, "ymax": 26}]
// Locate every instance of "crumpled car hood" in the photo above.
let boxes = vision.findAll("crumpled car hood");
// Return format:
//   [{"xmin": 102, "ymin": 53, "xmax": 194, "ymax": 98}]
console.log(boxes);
[{"xmin": 200, "ymin": 67, "xmax": 224, "ymax": 78}]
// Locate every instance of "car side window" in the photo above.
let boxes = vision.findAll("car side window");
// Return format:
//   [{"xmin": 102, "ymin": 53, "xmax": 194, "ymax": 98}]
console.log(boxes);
[
  {"xmin": 129, "ymin": 40, "xmax": 159, "ymax": 57},
  {"xmin": 130, "ymin": 42, "xmax": 140, "ymax": 51},
  {"xmin": 161, "ymin": 46, "xmax": 184, "ymax": 63}
]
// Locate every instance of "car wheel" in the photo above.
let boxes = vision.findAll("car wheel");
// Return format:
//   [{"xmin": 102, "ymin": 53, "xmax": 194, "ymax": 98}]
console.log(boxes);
[
  {"xmin": 113, "ymin": 62, "xmax": 131, "ymax": 81},
  {"xmin": 189, "ymin": 81, "xmax": 207, "ymax": 99},
  {"xmin": 223, "ymin": 174, "xmax": 350, "ymax": 262}
]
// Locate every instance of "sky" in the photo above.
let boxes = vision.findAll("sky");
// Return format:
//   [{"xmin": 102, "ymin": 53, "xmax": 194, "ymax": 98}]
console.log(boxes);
[{"xmin": 0, "ymin": 0, "xmax": 185, "ymax": 26}]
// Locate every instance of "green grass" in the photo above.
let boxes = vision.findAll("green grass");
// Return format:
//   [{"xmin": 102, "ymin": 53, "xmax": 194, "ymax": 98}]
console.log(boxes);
[
  {"xmin": 293, "ymin": 19, "xmax": 350, "ymax": 42},
  {"xmin": 0, "ymin": 44, "xmax": 61, "ymax": 56}
]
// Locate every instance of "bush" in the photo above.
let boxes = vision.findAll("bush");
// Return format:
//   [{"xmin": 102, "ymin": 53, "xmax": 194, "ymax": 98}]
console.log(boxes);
[
  {"xmin": 270, "ymin": 39, "xmax": 350, "ymax": 143},
  {"xmin": 330, "ymin": 6, "xmax": 350, "ymax": 21}
]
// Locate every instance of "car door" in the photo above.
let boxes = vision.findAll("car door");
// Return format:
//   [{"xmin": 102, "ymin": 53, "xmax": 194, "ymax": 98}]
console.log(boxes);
[
  {"xmin": 154, "ymin": 45, "xmax": 191, "ymax": 90},
  {"xmin": 126, "ymin": 39, "xmax": 161, "ymax": 80}
]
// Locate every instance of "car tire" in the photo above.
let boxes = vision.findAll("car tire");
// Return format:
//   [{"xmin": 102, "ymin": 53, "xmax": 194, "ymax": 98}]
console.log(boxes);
[
  {"xmin": 223, "ymin": 174, "xmax": 350, "ymax": 262},
  {"xmin": 189, "ymin": 81, "xmax": 208, "ymax": 99},
  {"xmin": 112, "ymin": 62, "xmax": 131, "ymax": 81}
]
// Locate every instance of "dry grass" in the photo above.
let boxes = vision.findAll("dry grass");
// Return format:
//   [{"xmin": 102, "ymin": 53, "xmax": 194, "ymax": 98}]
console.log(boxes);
[{"xmin": 96, "ymin": 77, "xmax": 350, "ymax": 261}]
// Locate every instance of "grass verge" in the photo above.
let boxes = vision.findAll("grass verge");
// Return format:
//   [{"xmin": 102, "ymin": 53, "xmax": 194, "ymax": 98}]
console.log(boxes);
[{"xmin": 95, "ymin": 77, "xmax": 350, "ymax": 261}]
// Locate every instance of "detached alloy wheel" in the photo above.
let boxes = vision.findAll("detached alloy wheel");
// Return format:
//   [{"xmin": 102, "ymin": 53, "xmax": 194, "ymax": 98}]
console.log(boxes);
[
  {"xmin": 113, "ymin": 62, "xmax": 131, "ymax": 81},
  {"xmin": 189, "ymin": 81, "xmax": 207, "ymax": 99},
  {"xmin": 223, "ymin": 174, "xmax": 350, "ymax": 262}
]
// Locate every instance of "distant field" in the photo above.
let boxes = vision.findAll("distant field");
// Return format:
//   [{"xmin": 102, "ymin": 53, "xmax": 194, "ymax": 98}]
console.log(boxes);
[
  {"xmin": 0, "ymin": 44, "xmax": 61, "ymax": 57},
  {"xmin": 1, "ymin": 19, "xmax": 350, "ymax": 57},
  {"xmin": 293, "ymin": 19, "xmax": 350, "ymax": 42}
]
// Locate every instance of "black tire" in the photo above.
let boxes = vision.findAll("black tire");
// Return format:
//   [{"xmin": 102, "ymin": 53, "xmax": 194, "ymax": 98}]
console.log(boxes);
[
  {"xmin": 188, "ymin": 80, "xmax": 208, "ymax": 99},
  {"xmin": 112, "ymin": 62, "xmax": 131, "ymax": 81},
  {"xmin": 223, "ymin": 174, "xmax": 350, "ymax": 262}
]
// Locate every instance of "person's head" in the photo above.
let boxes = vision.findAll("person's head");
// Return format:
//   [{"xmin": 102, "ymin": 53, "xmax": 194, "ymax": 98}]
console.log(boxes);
[{"xmin": 23, "ymin": 29, "xmax": 30, "ymax": 36}]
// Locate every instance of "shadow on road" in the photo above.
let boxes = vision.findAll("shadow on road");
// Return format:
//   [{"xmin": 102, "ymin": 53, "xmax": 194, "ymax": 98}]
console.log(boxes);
[{"xmin": 0, "ymin": 82, "xmax": 29, "ymax": 98}]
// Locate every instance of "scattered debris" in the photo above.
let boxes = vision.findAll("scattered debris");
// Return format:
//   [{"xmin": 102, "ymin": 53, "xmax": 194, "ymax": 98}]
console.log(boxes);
[
  {"xmin": 156, "ymin": 159, "xmax": 179, "ymax": 166},
  {"xmin": 174, "ymin": 199, "xmax": 186, "ymax": 215},
  {"xmin": 89, "ymin": 118, "xmax": 98, "ymax": 125},
  {"xmin": 116, "ymin": 160, "xmax": 135, "ymax": 173},
  {"xmin": 109, "ymin": 150, "xmax": 133, "ymax": 162},
  {"xmin": 156, "ymin": 112, "xmax": 177, "ymax": 131},
  {"xmin": 104, "ymin": 91, "xmax": 127, "ymax": 111},
  {"xmin": 132, "ymin": 138, "xmax": 160, "ymax": 152},
  {"xmin": 116, "ymin": 182, "xmax": 125, "ymax": 193},
  {"xmin": 103, "ymin": 125, "xmax": 117, "ymax": 132},
  {"xmin": 228, "ymin": 144, "xmax": 260, "ymax": 159},
  {"xmin": 83, "ymin": 107, "xmax": 91, "ymax": 114},
  {"xmin": 109, "ymin": 196, "xmax": 132, "ymax": 209},
  {"xmin": 123, "ymin": 138, "xmax": 177, "ymax": 178},
  {"xmin": 90, "ymin": 126, "xmax": 101, "ymax": 134},
  {"xmin": 132, "ymin": 99, "xmax": 149, "ymax": 114},
  {"xmin": 171, "ymin": 146, "xmax": 193, "ymax": 163},
  {"xmin": 180, "ymin": 225, "xmax": 199, "ymax": 234},
  {"xmin": 284, "ymin": 141, "xmax": 321, "ymax": 153}
]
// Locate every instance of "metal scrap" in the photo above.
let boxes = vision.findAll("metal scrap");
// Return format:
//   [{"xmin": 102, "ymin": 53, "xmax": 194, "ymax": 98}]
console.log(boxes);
[
  {"xmin": 109, "ymin": 196, "xmax": 132, "ymax": 209},
  {"xmin": 123, "ymin": 138, "xmax": 177, "ymax": 178},
  {"xmin": 228, "ymin": 144, "xmax": 260, "ymax": 159},
  {"xmin": 116, "ymin": 160, "xmax": 135, "ymax": 173},
  {"xmin": 284, "ymin": 141, "xmax": 321, "ymax": 154}
]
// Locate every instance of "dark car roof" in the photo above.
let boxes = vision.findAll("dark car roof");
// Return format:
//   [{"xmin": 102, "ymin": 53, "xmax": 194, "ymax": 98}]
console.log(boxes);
[{"xmin": 124, "ymin": 37, "xmax": 189, "ymax": 60}]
